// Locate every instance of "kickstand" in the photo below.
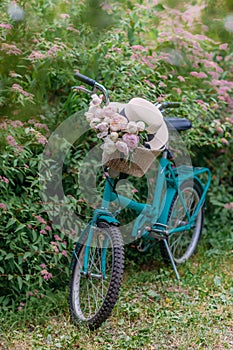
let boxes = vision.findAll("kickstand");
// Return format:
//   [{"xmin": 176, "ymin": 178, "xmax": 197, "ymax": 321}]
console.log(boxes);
[{"xmin": 163, "ymin": 239, "xmax": 180, "ymax": 280}]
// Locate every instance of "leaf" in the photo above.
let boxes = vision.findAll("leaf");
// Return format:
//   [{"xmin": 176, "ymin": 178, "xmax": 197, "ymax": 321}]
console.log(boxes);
[
  {"xmin": 17, "ymin": 276, "xmax": 23, "ymax": 290},
  {"xmin": 6, "ymin": 218, "xmax": 17, "ymax": 229},
  {"xmin": 5, "ymin": 253, "xmax": 14, "ymax": 260},
  {"xmin": 15, "ymin": 223, "xmax": 26, "ymax": 233},
  {"xmin": 154, "ymin": 4, "xmax": 165, "ymax": 12},
  {"xmin": 23, "ymin": 252, "xmax": 32, "ymax": 260}
]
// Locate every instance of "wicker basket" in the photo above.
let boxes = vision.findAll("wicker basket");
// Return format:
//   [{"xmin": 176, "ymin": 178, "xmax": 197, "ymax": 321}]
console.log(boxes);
[{"xmin": 102, "ymin": 146, "xmax": 162, "ymax": 178}]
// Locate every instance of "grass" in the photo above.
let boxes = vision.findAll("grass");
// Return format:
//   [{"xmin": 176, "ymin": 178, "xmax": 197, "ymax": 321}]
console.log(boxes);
[{"xmin": 1, "ymin": 240, "xmax": 233, "ymax": 350}]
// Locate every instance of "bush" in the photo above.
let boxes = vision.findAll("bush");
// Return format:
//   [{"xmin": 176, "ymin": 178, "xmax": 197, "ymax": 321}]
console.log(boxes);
[{"xmin": 0, "ymin": 120, "xmax": 73, "ymax": 309}]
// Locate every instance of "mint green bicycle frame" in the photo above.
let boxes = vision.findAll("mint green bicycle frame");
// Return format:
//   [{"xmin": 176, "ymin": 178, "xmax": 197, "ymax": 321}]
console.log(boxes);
[{"xmin": 76, "ymin": 149, "xmax": 211, "ymax": 280}]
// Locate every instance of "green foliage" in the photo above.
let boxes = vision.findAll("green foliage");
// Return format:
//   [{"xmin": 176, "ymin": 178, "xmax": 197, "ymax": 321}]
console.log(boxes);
[
  {"xmin": 0, "ymin": 0, "xmax": 232, "ymax": 311},
  {"xmin": 0, "ymin": 121, "xmax": 74, "ymax": 308}
]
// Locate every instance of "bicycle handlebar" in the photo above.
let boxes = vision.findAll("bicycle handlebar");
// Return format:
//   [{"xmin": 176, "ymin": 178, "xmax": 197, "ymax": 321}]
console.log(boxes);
[
  {"xmin": 75, "ymin": 73, "xmax": 181, "ymax": 109},
  {"xmin": 75, "ymin": 72, "xmax": 110, "ymax": 104},
  {"xmin": 155, "ymin": 101, "xmax": 181, "ymax": 110},
  {"xmin": 75, "ymin": 72, "xmax": 96, "ymax": 87}
]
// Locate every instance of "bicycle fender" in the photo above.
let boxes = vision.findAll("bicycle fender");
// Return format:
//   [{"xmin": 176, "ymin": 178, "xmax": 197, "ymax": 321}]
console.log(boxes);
[{"xmin": 97, "ymin": 214, "xmax": 120, "ymax": 226}]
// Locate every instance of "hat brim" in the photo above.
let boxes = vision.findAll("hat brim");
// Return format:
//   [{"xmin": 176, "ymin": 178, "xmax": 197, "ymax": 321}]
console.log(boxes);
[{"xmin": 108, "ymin": 99, "xmax": 168, "ymax": 151}]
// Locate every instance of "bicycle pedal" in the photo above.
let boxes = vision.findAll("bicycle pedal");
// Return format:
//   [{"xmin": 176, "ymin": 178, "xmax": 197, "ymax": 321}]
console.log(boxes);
[{"xmin": 146, "ymin": 224, "xmax": 168, "ymax": 240}]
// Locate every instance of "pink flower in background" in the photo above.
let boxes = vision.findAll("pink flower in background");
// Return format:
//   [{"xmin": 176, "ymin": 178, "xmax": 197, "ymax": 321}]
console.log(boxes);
[
  {"xmin": 40, "ymin": 263, "xmax": 47, "ymax": 269},
  {"xmin": 40, "ymin": 269, "xmax": 53, "ymax": 281},
  {"xmin": 190, "ymin": 71, "xmax": 208, "ymax": 78},
  {"xmin": 28, "ymin": 51, "xmax": 46, "ymax": 60},
  {"xmin": 144, "ymin": 79, "xmax": 156, "ymax": 89},
  {"xmin": 40, "ymin": 229, "xmax": 46, "ymax": 235},
  {"xmin": 172, "ymin": 87, "xmax": 182, "ymax": 95},
  {"xmin": 35, "ymin": 215, "xmax": 46, "ymax": 224},
  {"xmin": 47, "ymin": 45, "xmax": 60, "ymax": 57},
  {"xmin": 159, "ymin": 81, "xmax": 166, "ymax": 88},
  {"xmin": 62, "ymin": 250, "xmax": 67, "ymax": 257},
  {"xmin": 12, "ymin": 84, "xmax": 34, "ymax": 99},
  {"xmin": 1, "ymin": 43, "xmax": 22, "ymax": 55},
  {"xmin": 131, "ymin": 45, "xmax": 147, "ymax": 51},
  {"xmin": 0, "ymin": 176, "xmax": 9, "ymax": 183},
  {"xmin": 51, "ymin": 241, "xmax": 59, "ymax": 247},
  {"xmin": 37, "ymin": 136, "xmax": 47, "ymax": 145},
  {"xmin": 0, "ymin": 23, "xmax": 12, "ymax": 29},
  {"xmin": 10, "ymin": 120, "xmax": 24, "ymax": 127},
  {"xmin": 177, "ymin": 75, "xmax": 185, "ymax": 82},
  {"xmin": 122, "ymin": 133, "xmax": 139, "ymax": 150},
  {"xmin": 216, "ymin": 56, "xmax": 222, "ymax": 62},
  {"xmin": 196, "ymin": 100, "xmax": 208, "ymax": 110},
  {"xmin": 157, "ymin": 94, "xmax": 166, "ymax": 102},
  {"xmin": 215, "ymin": 125, "xmax": 223, "ymax": 134},
  {"xmin": 221, "ymin": 138, "xmax": 229, "ymax": 146},
  {"xmin": 6, "ymin": 135, "xmax": 17, "ymax": 147},
  {"xmin": 224, "ymin": 202, "xmax": 233, "ymax": 210},
  {"xmin": 0, "ymin": 203, "xmax": 7, "ymax": 211},
  {"xmin": 219, "ymin": 43, "xmax": 228, "ymax": 50},
  {"xmin": 45, "ymin": 225, "xmax": 51, "ymax": 231},
  {"xmin": 54, "ymin": 235, "xmax": 62, "ymax": 241}
]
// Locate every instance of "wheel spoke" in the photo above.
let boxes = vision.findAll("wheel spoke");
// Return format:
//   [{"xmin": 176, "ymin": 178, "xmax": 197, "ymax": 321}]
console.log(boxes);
[
  {"xmin": 70, "ymin": 223, "xmax": 123, "ymax": 327},
  {"xmin": 162, "ymin": 181, "xmax": 203, "ymax": 264}
]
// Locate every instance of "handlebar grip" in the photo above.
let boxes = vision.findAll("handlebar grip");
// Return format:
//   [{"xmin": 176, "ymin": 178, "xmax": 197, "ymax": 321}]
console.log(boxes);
[
  {"xmin": 162, "ymin": 102, "xmax": 180, "ymax": 108},
  {"xmin": 75, "ymin": 72, "xmax": 96, "ymax": 87}
]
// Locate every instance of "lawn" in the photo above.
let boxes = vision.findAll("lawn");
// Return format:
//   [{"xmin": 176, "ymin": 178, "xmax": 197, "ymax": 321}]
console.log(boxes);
[{"xmin": 1, "ymin": 242, "xmax": 232, "ymax": 350}]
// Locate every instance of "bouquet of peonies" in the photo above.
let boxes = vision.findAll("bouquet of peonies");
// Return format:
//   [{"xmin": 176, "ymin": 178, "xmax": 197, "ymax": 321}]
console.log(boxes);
[{"xmin": 85, "ymin": 94, "xmax": 147, "ymax": 158}]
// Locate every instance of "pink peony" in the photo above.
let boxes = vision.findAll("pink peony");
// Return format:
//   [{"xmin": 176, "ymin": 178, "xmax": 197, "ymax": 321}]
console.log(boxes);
[
  {"xmin": 110, "ymin": 114, "xmax": 128, "ymax": 132},
  {"xmin": 122, "ymin": 133, "xmax": 139, "ymax": 150}
]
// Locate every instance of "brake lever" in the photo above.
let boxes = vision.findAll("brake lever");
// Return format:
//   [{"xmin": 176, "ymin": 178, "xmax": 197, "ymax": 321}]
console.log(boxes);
[{"xmin": 72, "ymin": 85, "xmax": 93, "ymax": 94}]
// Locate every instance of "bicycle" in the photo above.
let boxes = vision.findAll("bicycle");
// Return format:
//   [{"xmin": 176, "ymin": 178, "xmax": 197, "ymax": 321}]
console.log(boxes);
[{"xmin": 69, "ymin": 73, "xmax": 211, "ymax": 329}]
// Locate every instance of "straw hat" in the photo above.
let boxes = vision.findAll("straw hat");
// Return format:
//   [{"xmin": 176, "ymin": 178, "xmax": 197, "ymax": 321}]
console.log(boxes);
[{"xmin": 110, "ymin": 97, "xmax": 168, "ymax": 151}]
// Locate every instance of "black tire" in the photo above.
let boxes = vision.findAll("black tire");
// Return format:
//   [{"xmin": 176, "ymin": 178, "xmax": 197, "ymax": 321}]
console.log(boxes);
[
  {"xmin": 69, "ymin": 222, "xmax": 124, "ymax": 330},
  {"xmin": 160, "ymin": 179, "xmax": 204, "ymax": 264}
]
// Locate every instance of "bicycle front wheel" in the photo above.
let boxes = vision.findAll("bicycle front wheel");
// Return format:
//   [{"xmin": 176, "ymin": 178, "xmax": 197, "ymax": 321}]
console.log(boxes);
[
  {"xmin": 160, "ymin": 179, "xmax": 204, "ymax": 264},
  {"xmin": 69, "ymin": 222, "xmax": 124, "ymax": 330}
]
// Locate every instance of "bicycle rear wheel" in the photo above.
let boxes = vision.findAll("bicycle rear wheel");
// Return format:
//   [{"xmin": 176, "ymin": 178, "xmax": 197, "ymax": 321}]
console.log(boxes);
[
  {"xmin": 160, "ymin": 179, "xmax": 204, "ymax": 264},
  {"xmin": 69, "ymin": 222, "xmax": 124, "ymax": 330}
]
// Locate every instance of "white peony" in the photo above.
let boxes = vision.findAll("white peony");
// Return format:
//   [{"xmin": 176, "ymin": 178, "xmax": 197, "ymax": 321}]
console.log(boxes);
[
  {"xmin": 101, "ymin": 138, "xmax": 117, "ymax": 154},
  {"xmin": 126, "ymin": 121, "xmax": 138, "ymax": 134},
  {"xmin": 137, "ymin": 121, "xmax": 146, "ymax": 131}
]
